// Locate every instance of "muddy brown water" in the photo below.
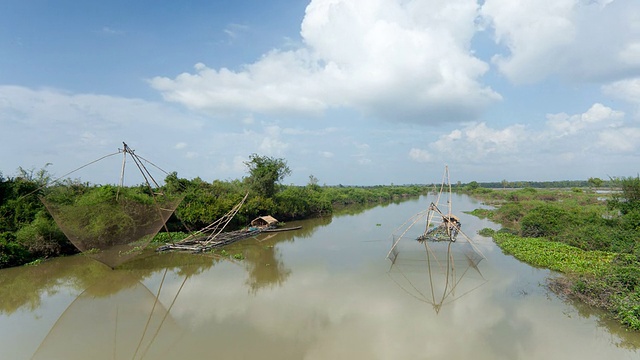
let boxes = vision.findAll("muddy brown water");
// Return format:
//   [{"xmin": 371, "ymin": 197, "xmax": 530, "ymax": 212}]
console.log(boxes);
[{"xmin": 1, "ymin": 194, "xmax": 639, "ymax": 360}]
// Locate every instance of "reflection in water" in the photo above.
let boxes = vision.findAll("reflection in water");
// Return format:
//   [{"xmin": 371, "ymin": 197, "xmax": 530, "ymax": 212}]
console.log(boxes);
[
  {"xmin": 31, "ymin": 269, "xmax": 183, "ymax": 360},
  {"xmin": 388, "ymin": 238, "xmax": 486, "ymax": 313},
  {"xmin": 388, "ymin": 176, "xmax": 487, "ymax": 313},
  {"xmin": 225, "ymin": 217, "xmax": 332, "ymax": 294},
  {"xmin": 243, "ymin": 241, "xmax": 292, "ymax": 294},
  {"xmin": 3, "ymin": 196, "xmax": 640, "ymax": 359},
  {"xmin": 16, "ymin": 251, "xmax": 225, "ymax": 360}
]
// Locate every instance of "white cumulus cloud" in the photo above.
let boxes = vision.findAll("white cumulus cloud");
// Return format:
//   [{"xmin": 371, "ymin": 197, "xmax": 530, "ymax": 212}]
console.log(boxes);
[
  {"xmin": 480, "ymin": 0, "xmax": 640, "ymax": 84},
  {"xmin": 408, "ymin": 148, "xmax": 433, "ymax": 163},
  {"xmin": 409, "ymin": 103, "xmax": 636, "ymax": 180},
  {"xmin": 546, "ymin": 103, "xmax": 624, "ymax": 136},
  {"xmin": 602, "ymin": 77, "xmax": 640, "ymax": 105},
  {"xmin": 149, "ymin": 0, "xmax": 500, "ymax": 124}
]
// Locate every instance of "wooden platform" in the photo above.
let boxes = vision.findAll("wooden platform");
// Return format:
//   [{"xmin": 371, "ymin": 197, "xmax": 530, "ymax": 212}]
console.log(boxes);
[{"xmin": 156, "ymin": 225, "xmax": 302, "ymax": 253}]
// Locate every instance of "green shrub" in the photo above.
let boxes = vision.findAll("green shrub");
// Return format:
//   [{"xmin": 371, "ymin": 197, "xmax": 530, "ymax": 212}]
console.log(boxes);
[
  {"xmin": 0, "ymin": 232, "xmax": 33, "ymax": 268},
  {"xmin": 520, "ymin": 204, "xmax": 571, "ymax": 238},
  {"xmin": 15, "ymin": 211, "xmax": 71, "ymax": 258},
  {"xmin": 612, "ymin": 292, "xmax": 640, "ymax": 330},
  {"xmin": 496, "ymin": 202, "xmax": 525, "ymax": 223},
  {"xmin": 152, "ymin": 232, "xmax": 189, "ymax": 243},
  {"xmin": 478, "ymin": 228, "xmax": 495, "ymax": 237}
]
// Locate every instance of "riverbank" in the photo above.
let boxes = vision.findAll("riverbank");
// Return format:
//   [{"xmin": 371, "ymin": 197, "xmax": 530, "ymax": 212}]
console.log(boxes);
[
  {"xmin": 467, "ymin": 181, "xmax": 640, "ymax": 331},
  {"xmin": 0, "ymin": 170, "xmax": 430, "ymax": 269}
]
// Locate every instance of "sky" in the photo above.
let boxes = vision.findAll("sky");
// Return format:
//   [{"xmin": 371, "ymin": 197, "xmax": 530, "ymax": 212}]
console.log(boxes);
[{"xmin": 1, "ymin": 0, "xmax": 639, "ymax": 186}]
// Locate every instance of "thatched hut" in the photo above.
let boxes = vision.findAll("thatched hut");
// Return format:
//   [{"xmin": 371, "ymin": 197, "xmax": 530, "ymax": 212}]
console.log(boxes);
[
  {"xmin": 250, "ymin": 215, "xmax": 279, "ymax": 228},
  {"xmin": 442, "ymin": 214, "xmax": 461, "ymax": 226}
]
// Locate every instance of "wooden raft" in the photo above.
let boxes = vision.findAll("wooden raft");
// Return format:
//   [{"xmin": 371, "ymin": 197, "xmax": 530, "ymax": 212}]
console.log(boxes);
[{"xmin": 156, "ymin": 228, "xmax": 262, "ymax": 253}]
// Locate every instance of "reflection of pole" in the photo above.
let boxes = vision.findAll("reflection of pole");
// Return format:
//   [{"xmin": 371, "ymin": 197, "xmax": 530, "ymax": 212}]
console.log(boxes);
[
  {"xmin": 139, "ymin": 274, "xmax": 189, "ymax": 360},
  {"xmin": 132, "ymin": 268, "xmax": 168, "ymax": 360},
  {"xmin": 425, "ymin": 242, "xmax": 437, "ymax": 310}
]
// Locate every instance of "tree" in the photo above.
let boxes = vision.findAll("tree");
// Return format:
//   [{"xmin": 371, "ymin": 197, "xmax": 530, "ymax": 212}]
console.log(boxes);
[
  {"xmin": 588, "ymin": 177, "xmax": 603, "ymax": 189},
  {"xmin": 609, "ymin": 175, "xmax": 640, "ymax": 215},
  {"xmin": 307, "ymin": 174, "xmax": 320, "ymax": 191},
  {"xmin": 244, "ymin": 154, "xmax": 291, "ymax": 198},
  {"xmin": 467, "ymin": 181, "xmax": 480, "ymax": 191}
]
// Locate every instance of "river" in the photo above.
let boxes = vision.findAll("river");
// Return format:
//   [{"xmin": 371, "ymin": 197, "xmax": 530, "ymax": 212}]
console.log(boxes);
[{"xmin": 1, "ymin": 194, "xmax": 639, "ymax": 359}]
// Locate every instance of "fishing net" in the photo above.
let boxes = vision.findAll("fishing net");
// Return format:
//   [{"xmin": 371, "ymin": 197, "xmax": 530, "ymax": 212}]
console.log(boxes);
[
  {"xmin": 40, "ymin": 143, "xmax": 184, "ymax": 268},
  {"xmin": 387, "ymin": 166, "xmax": 486, "ymax": 311},
  {"xmin": 31, "ymin": 271, "xmax": 181, "ymax": 360},
  {"xmin": 388, "ymin": 239, "xmax": 485, "ymax": 313},
  {"xmin": 42, "ymin": 193, "xmax": 182, "ymax": 268}
]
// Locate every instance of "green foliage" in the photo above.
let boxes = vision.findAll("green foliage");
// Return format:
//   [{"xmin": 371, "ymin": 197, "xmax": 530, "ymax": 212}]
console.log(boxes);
[
  {"xmin": 0, "ymin": 177, "xmax": 45, "ymax": 233},
  {"xmin": 493, "ymin": 233, "xmax": 615, "ymax": 276},
  {"xmin": 466, "ymin": 181, "xmax": 480, "ymax": 191},
  {"xmin": 467, "ymin": 209, "xmax": 493, "ymax": 220},
  {"xmin": 243, "ymin": 196, "xmax": 276, "ymax": 221},
  {"xmin": 496, "ymin": 202, "xmax": 526, "ymax": 223},
  {"xmin": 481, "ymin": 185, "xmax": 640, "ymax": 331},
  {"xmin": 73, "ymin": 185, "xmax": 153, "ymax": 206},
  {"xmin": 244, "ymin": 154, "xmax": 291, "ymax": 198},
  {"xmin": 164, "ymin": 171, "xmax": 191, "ymax": 194},
  {"xmin": 152, "ymin": 232, "xmax": 189, "ymax": 243},
  {"xmin": 14, "ymin": 210, "xmax": 71, "ymax": 258},
  {"xmin": 159, "ymin": 172, "xmax": 428, "ymax": 234},
  {"xmin": 478, "ymin": 228, "xmax": 495, "ymax": 237},
  {"xmin": 613, "ymin": 291, "xmax": 640, "ymax": 330},
  {"xmin": 307, "ymin": 174, "xmax": 320, "ymax": 191},
  {"xmin": 462, "ymin": 180, "xmax": 591, "ymax": 189},
  {"xmin": 520, "ymin": 203, "xmax": 571, "ymax": 238},
  {"xmin": 0, "ymin": 232, "xmax": 33, "ymax": 268},
  {"xmin": 588, "ymin": 177, "xmax": 604, "ymax": 188},
  {"xmin": 508, "ymin": 187, "xmax": 537, "ymax": 201},
  {"xmin": 2, "ymin": 161, "xmax": 430, "ymax": 268},
  {"xmin": 609, "ymin": 175, "xmax": 640, "ymax": 215},
  {"xmin": 0, "ymin": 167, "xmax": 77, "ymax": 267},
  {"xmin": 275, "ymin": 186, "xmax": 329, "ymax": 219}
]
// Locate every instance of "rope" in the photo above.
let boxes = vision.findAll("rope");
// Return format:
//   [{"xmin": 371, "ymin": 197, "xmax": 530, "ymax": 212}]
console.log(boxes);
[{"xmin": 19, "ymin": 151, "xmax": 121, "ymax": 200}]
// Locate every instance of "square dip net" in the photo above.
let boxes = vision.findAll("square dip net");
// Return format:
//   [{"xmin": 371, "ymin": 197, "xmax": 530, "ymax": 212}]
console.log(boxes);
[{"xmin": 41, "ymin": 143, "xmax": 183, "ymax": 268}]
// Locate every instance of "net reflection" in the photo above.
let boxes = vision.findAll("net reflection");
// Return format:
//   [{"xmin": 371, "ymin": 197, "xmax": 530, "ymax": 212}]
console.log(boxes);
[
  {"xmin": 30, "ymin": 265, "xmax": 190, "ymax": 360},
  {"xmin": 388, "ymin": 238, "xmax": 486, "ymax": 313}
]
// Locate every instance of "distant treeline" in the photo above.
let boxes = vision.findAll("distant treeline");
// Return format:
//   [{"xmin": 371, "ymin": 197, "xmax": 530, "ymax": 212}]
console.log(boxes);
[{"xmin": 455, "ymin": 179, "xmax": 595, "ymax": 189}]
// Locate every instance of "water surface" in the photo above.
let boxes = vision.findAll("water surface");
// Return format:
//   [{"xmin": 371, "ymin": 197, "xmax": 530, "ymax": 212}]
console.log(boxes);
[{"xmin": 1, "ymin": 194, "xmax": 639, "ymax": 359}]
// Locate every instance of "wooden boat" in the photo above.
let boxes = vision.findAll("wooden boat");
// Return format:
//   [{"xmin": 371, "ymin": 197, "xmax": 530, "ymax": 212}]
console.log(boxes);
[{"xmin": 262, "ymin": 226, "xmax": 302, "ymax": 233}]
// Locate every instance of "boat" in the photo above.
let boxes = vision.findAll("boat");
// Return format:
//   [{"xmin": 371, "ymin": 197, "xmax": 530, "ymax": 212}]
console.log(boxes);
[{"xmin": 262, "ymin": 226, "xmax": 302, "ymax": 232}]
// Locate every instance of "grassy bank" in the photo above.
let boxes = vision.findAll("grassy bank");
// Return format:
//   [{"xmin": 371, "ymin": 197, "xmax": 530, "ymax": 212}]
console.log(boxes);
[{"xmin": 469, "ymin": 181, "xmax": 640, "ymax": 330}]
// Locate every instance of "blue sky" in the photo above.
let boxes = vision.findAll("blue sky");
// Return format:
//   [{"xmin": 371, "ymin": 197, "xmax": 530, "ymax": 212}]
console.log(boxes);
[{"xmin": 1, "ymin": 0, "xmax": 639, "ymax": 186}]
